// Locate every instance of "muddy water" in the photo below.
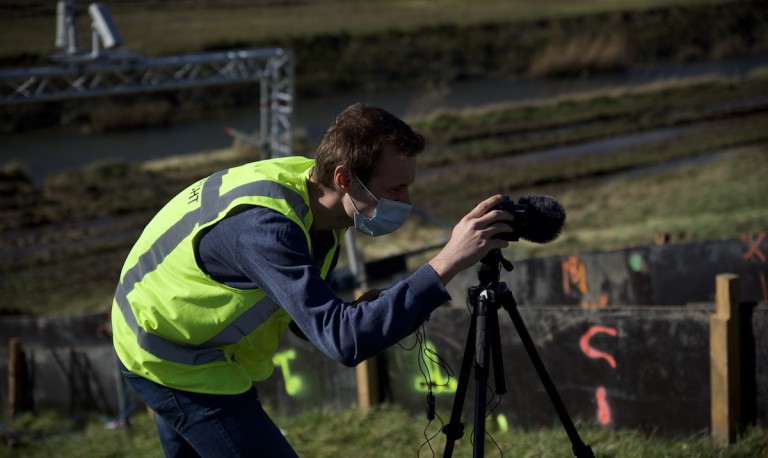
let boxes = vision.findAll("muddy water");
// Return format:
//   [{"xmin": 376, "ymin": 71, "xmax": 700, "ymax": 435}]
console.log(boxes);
[{"xmin": 1, "ymin": 54, "xmax": 767, "ymax": 185}]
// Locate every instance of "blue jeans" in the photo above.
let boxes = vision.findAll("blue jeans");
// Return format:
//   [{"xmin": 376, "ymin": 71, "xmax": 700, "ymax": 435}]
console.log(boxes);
[{"xmin": 120, "ymin": 364, "xmax": 298, "ymax": 457}]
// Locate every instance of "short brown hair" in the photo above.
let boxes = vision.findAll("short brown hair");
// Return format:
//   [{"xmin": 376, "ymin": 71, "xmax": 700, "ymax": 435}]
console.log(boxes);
[{"xmin": 313, "ymin": 103, "xmax": 425, "ymax": 188}]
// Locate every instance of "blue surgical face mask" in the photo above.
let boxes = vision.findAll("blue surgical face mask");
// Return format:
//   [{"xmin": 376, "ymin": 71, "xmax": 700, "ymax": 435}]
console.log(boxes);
[{"xmin": 349, "ymin": 177, "xmax": 412, "ymax": 237}]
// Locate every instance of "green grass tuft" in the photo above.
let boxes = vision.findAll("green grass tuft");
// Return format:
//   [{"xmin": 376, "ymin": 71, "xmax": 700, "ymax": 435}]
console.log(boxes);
[{"xmin": 3, "ymin": 406, "xmax": 766, "ymax": 457}]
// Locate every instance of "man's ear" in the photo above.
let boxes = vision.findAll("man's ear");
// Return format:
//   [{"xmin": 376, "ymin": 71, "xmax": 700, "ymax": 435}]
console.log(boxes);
[{"xmin": 333, "ymin": 165, "xmax": 351, "ymax": 193}]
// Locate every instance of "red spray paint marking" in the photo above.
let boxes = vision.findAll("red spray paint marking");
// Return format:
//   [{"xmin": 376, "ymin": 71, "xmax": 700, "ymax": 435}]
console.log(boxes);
[
  {"xmin": 741, "ymin": 232, "xmax": 767, "ymax": 302},
  {"xmin": 742, "ymin": 232, "xmax": 766, "ymax": 263},
  {"xmin": 595, "ymin": 386, "xmax": 612, "ymax": 426},
  {"xmin": 579, "ymin": 325, "xmax": 618, "ymax": 369},
  {"xmin": 580, "ymin": 325, "xmax": 618, "ymax": 427}
]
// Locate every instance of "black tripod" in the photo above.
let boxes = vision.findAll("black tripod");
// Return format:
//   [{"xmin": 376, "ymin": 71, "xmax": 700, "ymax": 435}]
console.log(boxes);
[{"xmin": 441, "ymin": 249, "xmax": 594, "ymax": 457}]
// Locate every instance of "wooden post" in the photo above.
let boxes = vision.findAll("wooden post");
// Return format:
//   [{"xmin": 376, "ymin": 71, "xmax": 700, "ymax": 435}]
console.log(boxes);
[
  {"xmin": 345, "ymin": 231, "xmax": 381, "ymax": 411},
  {"xmin": 8, "ymin": 337, "xmax": 24, "ymax": 417},
  {"xmin": 710, "ymin": 274, "xmax": 741, "ymax": 445},
  {"xmin": 356, "ymin": 358, "xmax": 379, "ymax": 411},
  {"xmin": 352, "ymin": 285, "xmax": 381, "ymax": 411}
]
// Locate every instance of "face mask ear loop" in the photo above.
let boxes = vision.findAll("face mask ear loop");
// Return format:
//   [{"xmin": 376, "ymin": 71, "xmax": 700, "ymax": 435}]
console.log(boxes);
[
  {"xmin": 347, "ymin": 193, "xmax": 366, "ymax": 216},
  {"xmin": 356, "ymin": 176, "xmax": 380, "ymax": 204},
  {"xmin": 349, "ymin": 176, "xmax": 379, "ymax": 220}
]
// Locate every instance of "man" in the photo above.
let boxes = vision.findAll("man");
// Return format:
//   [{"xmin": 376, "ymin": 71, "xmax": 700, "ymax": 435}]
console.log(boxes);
[{"xmin": 112, "ymin": 103, "xmax": 513, "ymax": 456}]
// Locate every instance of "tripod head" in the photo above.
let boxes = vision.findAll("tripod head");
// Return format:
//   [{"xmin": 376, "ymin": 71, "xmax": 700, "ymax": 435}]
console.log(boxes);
[{"xmin": 478, "ymin": 248, "xmax": 513, "ymax": 286}]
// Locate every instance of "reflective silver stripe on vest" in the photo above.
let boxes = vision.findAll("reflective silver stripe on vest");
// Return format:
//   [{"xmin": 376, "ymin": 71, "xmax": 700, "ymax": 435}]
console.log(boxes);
[
  {"xmin": 114, "ymin": 283, "xmax": 228, "ymax": 365},
  {"xmin": 204, "ymin": 296, "xmax": 281, "ymax": 347},
  {"xmin": 115, "ymin": 171, "xmax": 310, "ymax": 365}
]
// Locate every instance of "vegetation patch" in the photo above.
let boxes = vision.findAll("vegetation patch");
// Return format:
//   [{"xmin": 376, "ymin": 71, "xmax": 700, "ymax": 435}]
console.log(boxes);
[
  {"xmin": 3, "ymin": 71, "xmax": 768, "ymax": 314},
  {"xmin": 1, "ymin": 0, "xmax": 766, "ymax": 132},
  {"xmin": 2, "ymin": 405, "xmax": 766, "ymax": 457}
]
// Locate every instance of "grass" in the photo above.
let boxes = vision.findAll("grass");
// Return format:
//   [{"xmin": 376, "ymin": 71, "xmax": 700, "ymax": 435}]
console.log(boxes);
[
  {"xmin": 411, "ymin": 112, "xmax": 768, "ymax": 208},
  {"xmin": 528, "ymin": 31, "xmax": 631, "ymax": 78},
  {"xmin": 0, "ymin": 0, "xmax": 723, "ymax": 58},
  {"xmin": 383, "ymin": 75, "xmax": 768, "ymax": 260},
  {"xmin": 536, "ymin": 143, "xmax": 768, "ymax": 257},
  {"xmin": 410, "ymin": 75, "xmax": 768, "ymax": 158},
  {"xmin": 3, "ymin": 71, "xmax": 768, "ymax": 314},
  {"xmin": 2, "ymin": 405, "xmax": 766, "ymax": 457},
  {"xmin": 1, "ymin": 1, "xmax": 766, "ymax": 454},
  {"xmin": 2, "ymin": 0, "xmax": 763, "ymax": 132},
  {"xmin": 359, "ymin": 132, "xmax": 768, "ymax": 264}
]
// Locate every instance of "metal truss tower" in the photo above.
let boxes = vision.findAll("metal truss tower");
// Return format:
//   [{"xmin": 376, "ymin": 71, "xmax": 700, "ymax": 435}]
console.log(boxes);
[{"xmin": 0, "ymin": 1, "xmax": 294, "ymax": 158}]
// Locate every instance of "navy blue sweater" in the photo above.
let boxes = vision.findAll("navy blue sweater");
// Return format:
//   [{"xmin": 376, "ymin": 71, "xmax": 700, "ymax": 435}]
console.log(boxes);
[{"xmin": 198, "ymin": 207, "xmax": 451, "ymax": 366}]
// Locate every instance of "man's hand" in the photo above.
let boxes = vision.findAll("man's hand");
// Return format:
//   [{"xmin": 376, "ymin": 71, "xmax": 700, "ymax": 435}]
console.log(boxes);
[{"xmin": 428, "ymin": 195, "xmax": 514, "ymax": 285}]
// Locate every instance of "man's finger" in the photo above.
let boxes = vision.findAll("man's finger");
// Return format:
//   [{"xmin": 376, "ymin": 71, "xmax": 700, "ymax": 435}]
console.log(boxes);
[
  {"xmin": 485, "ymin": 221, "xmax": 514, "ymax": 236},
  {"xmin": 467, "ymin": 194, "xmax": 504, "ymax": 219}
]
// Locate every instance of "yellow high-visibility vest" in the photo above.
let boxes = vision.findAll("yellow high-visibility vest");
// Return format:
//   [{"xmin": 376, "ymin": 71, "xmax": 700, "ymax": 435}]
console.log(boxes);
[{"xmin": 112, "ymin": 157, "xmax": 343, "ymax": 394}]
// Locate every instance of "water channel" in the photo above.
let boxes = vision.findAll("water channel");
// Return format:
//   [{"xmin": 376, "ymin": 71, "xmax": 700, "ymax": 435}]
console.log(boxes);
[{"xmin": 1, "ymin": 53, "xmax": 767, "ymax": 184}]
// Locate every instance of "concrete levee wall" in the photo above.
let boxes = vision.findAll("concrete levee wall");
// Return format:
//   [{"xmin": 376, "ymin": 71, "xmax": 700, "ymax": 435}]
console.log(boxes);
[
  {"xmin": 0, "ymin": 313, "xmax": 120, "ymax": 416},
  {"xmin": 385, "ymin": 304, "xmax": 768, "ymax": 436},
  {"xmin": 445, "ymin": 235, "xmax": 768, "ymax": 308},
  {"xmin": 1, "ymin": 235, "xmax": 767, "ymax": 437},
  {"xmin": 1, "ymin": 304, "xmax": 766, "ymax": 437}
]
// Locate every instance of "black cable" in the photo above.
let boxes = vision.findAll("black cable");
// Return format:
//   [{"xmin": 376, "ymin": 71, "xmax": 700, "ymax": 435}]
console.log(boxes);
[
  {"xmin": 400, "ymin": 325, "xmax": 456, "ymax": 457},
  {"xmin": 418, "ymin": 409, "xmax": 445, "ymax": 457}
]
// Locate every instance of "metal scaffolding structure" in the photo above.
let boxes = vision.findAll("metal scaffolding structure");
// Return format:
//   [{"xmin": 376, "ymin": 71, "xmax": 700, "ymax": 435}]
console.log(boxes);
[{"xmin": 0, "ymin": 2, "xmax": 294, "ymax": 157}]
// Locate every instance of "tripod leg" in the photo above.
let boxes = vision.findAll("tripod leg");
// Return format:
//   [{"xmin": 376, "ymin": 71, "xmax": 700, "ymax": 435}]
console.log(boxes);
[
  {"xmin": 442, "ymin": 311, "xmax": 476, "ymax": 458},
  {"xmin": 472, "ymin": 294, "xmax": 492, "ymax": 458},
  {"xmin": 499, "ymin": 285, "xmax": 594, "ymax": 458},
  {"xmin": 489, "ymin": 305, "xmax": 506, "ymax": 395}
]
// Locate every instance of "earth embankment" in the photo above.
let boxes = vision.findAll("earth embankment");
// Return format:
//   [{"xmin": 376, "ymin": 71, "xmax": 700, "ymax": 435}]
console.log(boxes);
[{"xmin": 2, "ymin": 1, "xmax": 768, "ymax": 315}]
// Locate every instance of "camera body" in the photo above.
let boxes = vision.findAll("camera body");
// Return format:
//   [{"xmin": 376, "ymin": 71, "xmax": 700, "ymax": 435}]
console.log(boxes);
[
  {"xmin": 491, "ymin": 196, "xmax": 527, "ymax": 241},
  {"xmin": 489, "ymin": 193, "xmax": 566, "ymax": 243}
]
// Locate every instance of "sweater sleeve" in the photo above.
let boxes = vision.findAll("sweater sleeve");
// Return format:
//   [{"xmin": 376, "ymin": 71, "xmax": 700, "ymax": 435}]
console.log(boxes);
[{"xmin": 198, "ymin": 207, "xmax": 452, "ymax": 366}]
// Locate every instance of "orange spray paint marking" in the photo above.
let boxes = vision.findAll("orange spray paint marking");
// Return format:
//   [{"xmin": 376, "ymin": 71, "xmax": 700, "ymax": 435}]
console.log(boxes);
[
  {"xmin": 580, "ymin": 299, "xmax": 594, "ymax": 310},
  {"xmin": 562, "ymin": 256, "xmax": 588, "ymax": 295},
  {"xmin": 595, "ymin": 386, "xmax": 612, "ymax": 426},
  {"xmin": 579, "ymin": 325, "xmax": 618, "ymax": 369},
  {"xmin": 581, "ymin": 294, "xmax": 610, "ymax": 310}
]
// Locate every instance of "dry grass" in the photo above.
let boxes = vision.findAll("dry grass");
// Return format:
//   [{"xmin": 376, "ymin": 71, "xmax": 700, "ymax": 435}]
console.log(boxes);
[
  {"xmin": 85, "ymin": 99, "xmax": 173, "ymax": 132},
  {"xmin": 529, "ymin": 31, "xmax": 631, "ymax": 77},
  {"xmin": 508, "ymin": 144, "xmax": 768, "ymax": 258},
  {"xmin": 0, "ymin": 0, "xmax": 724, "ymax": 58}
]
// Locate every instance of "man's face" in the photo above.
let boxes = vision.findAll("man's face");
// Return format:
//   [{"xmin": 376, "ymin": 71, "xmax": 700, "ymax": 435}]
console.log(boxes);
[{"xmin": 348, "ymin": 144, "xmax": 416, "ymax": 219}]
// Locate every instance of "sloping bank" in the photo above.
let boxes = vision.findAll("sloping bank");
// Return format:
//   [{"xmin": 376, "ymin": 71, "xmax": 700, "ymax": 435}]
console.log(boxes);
[
  {"xmin": 2, "ymin": 0, "xmax": 767, "ymax": 132},
  {"xmin": 267, "ymin": 0, "xmax": 768, "ymax": 97}
]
